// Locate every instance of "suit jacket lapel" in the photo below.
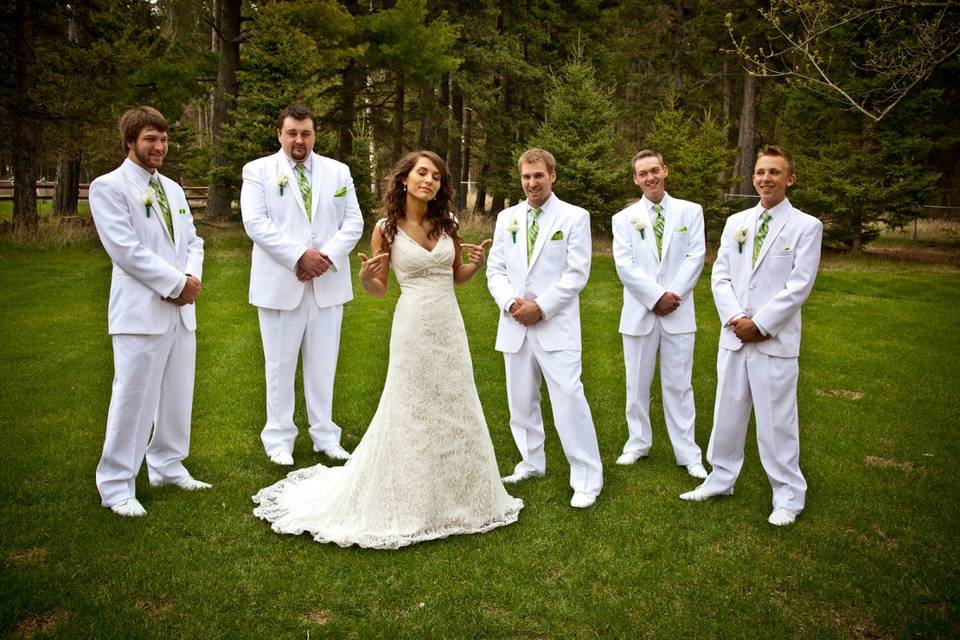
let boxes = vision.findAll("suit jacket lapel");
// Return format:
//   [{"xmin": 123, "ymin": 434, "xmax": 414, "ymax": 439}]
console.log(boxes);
[
  {"xmin": 309, "ymin": 152, "xmax": 322, "ymax": 223},
  {"xmin": 527, "ymin": 203, "xmax": 558, "ymax": 272},
  {"xmin": 635, "ymin": 199, "xmax": 659, "ymax": 261},
  {"xmin": 124, "ymin": 171, "xmax": 169, "ymax": 242},
  {"xmin": 276, "ymin": 152, "xmax": 306, "ymax": 219},
  {"xmin": 752, "ymin": 207, "xmax": 792, "ymax": 273},
  {"xmin": 659, "ymin": 197, "xmax": 676, "ymax": 262}
]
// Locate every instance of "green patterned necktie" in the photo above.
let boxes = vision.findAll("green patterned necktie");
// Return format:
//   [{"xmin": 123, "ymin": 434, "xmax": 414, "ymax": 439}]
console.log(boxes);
[
  {"xmin": 527, "ymin": 207, "xmax": 541, "ymax": 261},
  {"xmin": 653, "ymin": 203, "xmax": 665, "ymax": 258},
  {"xmin": 149, "ymin": 176, "xmax": 174, "ymax": 242},
  {"xmin": 753, "ymin": 210, "xmax": 772, "ymax": 265},
  {"xmin": 295, "ymin": 163, "xmax": 312, "ymax": 221}
]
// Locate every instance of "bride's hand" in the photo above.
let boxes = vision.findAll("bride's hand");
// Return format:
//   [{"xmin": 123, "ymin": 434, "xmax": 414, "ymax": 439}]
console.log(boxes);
[
  {"xmin": 358, "ymin": 251, "xmax": 390, "ymax": 281},
  {"xmin": 462, "ymin": 238, "xmax": 492, "ymax": 265}
]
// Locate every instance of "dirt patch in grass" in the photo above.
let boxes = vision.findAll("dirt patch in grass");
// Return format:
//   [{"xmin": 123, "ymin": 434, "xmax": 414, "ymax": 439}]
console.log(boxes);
[
  {"xmin": 7, "ymin": 547, "xmax": 47, "ymax": 567},
  {"xmin": 7, "ymin": 609, "xmax": 70, "ymax": 639},
  {"xmin": 818, "ymin": 388, "xmax": 863, "ymax": 400},
  {"xmin": 300, "ymin": 609, "xmax": 331, "ymax": 625},
  {"xmin": 135, "ymin": 600, "xmax": 173, "ymax": 619},
  {"xmin": 865, "ymin": 455, "xmax": 913, "ymax": 472}
]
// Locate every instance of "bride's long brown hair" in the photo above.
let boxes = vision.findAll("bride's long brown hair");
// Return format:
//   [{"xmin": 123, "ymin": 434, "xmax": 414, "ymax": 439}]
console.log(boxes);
[{"xmin": 379, "ymin": 150, "xmax": 460, "ymax": 254}]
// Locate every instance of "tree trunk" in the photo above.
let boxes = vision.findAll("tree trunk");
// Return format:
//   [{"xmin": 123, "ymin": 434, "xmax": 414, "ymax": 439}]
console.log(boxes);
[
  {"xmin": 206, "ymin": 0, "xmax": 241, "ymax": 219},
  {"xmin": 337, "ymin": 59, "xmax": 360, "ymax": 160},
  {"xmin": 448, "ymin": 80, "xmax": 463, "ymax": 210},
  {"xmin": 473, "ymin": 163, "xmax": 488, "ymax": 215},
  {"xmin": 735, "ymin": 67, "xmax": 758, "ymax": 195},
  {"xmin": 393, "ymin": 76, "xmax": 405, "ymax": 160},
  {"xmin": 11, "ymin": 0, "xmax": 39, "ymax": 229},
  {"xmin": 53, "ymin": 154, "xmax": 81, "ymax": 216},
  {"xmin": 490, "ymin": 192, "xmax": 506, "ymax": 216},
  {"xmin": 417, "ymin": 83, "xmax": 433, "ymax": 150},
  {"xmin": 461, "ymin": 104, "xmax": 473, "ymax": 212},
  {"xmin": 672, "ymin": 0, "xmax": 684, "ymax": 92}
]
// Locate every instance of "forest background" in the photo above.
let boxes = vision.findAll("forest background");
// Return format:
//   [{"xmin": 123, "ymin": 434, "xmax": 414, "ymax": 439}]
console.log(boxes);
[{"xmin": 2, "ymin": 0, "xmax": 959, "ymax": 250}]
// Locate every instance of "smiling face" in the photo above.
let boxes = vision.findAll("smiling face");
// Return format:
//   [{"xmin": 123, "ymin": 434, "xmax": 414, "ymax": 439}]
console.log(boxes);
[
  {"xmin": 520, "ymin": 160, "xmax": 556, "ymax": 208},
  {"xmin": 127, "ymin": 126, "xmax": 167, "ymax": 172},
  {"xmin": 633, "ymin": 155, "xmax": 669, "ymax": 203},
  {"xmin": 277, "ymin": 116, "xmax": 315, "ymax": 162},
  {"xmin": 753, "ymin": 154, "xmax": 796, "ymax": 209},
  {"xmin": 403, "ymin": 156, "xmax": 442, "ymax": 202}
]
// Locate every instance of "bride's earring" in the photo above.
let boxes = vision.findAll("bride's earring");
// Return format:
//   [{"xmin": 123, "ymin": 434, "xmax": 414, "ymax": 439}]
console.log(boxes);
[{"xmin": 402, "ymin": 183, "xmax": 407, "ymax": 192}]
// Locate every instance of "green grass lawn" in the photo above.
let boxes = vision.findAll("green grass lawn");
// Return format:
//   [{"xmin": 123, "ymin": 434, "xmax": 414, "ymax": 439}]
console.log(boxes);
[{"xmin": 1, "ymin": 224, "xmax": 958, "ymax": 639}]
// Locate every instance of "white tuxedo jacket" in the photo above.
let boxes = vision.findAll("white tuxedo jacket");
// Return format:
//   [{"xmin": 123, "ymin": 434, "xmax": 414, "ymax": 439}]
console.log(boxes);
[
  {"xmin": 487, "ymin": 194, "xmax": 591, "ymax": 353},
  {"xmin": 90, "ymin": 158, "xmax": 204, "ymax": 335},
  {"xmin": 612, "ymin": 193, "xmax": 705, "ymax": 336},
  {"xmin": 240, "ymin": 150, "xmax": 363, "ymax": 310},
  {"xmin": 712, "ymin": 198, "xmax": 822, "ymax": 358}
]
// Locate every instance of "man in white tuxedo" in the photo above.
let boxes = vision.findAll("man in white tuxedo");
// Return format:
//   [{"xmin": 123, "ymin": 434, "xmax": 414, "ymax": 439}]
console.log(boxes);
[
  {"xmin": 681, "ymin": 145, "xmax": 822, "ymax": 527},
  {"xmin": 487, "ymin": 148, "xmax": 603, "ymax": 509},
  {"xmin": 91, "ymin": 106, "xmax": 210, "ymax": 517},
  {"xmin": 240, "ymin": 105, "xmax": 363, "ymax": 466},
  {"xmin": 611, "ymin": 150, "xmax": 707, "ymax": 479}
]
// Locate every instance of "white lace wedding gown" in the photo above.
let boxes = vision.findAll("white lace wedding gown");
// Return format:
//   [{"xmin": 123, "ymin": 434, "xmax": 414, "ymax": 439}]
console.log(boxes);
[{"xmin": 253, "ymin": 229, "xmax": 523, "ymax": 549}]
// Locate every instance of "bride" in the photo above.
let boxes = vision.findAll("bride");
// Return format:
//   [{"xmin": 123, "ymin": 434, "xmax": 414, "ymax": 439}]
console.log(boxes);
[{"xmin": 253, "ymin": 150, "xmax": 523, "ymax": 548}]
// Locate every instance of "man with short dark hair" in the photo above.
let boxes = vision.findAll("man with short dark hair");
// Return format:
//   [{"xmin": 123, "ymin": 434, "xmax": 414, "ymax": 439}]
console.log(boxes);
[
  {"xmin": 612, "ymin": 149, "xmax": 707, "ymax": 479},
  {"xmin": 90, "ymin": 105, "xmax": 209, "ymax": 517},
  {"xmin": 240, "ymin": 105, "xmax": 363, "ymax": 466},
  {"xmin": 681, "ymin": 145, "xmax": 822, "ymax": 527},
  {"xmin": 487, "ymin": 148, "xmax": 603, "ymax": 509}
]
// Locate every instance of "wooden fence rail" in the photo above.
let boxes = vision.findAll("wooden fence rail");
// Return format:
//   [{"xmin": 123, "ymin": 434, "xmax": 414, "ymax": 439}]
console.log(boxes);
[{"xmin": 0, "ymin": 180, "xmax": 209, "ymax": 207}]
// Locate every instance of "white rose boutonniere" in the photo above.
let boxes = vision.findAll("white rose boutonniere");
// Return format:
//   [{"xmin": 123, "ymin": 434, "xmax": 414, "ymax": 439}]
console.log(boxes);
[
  {"xmin": 631, "ymin": 216, "xmax": 646, "ymax": 239},
  {"xmin": 277, "ymin": 174, "xmax": 288, "ymax": 196},
  {"xmin": 140, "ymin": 188, "xmax": 156, "ymax": 218},
  {"xmin": 506, "ymin": 216, "xmax": 520, "ymax": 243},
  {"xmin": 733, "ymin": 227, "xmax": 748, "ymax": 254}
]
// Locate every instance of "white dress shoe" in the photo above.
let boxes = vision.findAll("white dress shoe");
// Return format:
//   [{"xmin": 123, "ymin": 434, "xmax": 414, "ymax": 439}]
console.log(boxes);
[
  {"xmin": 615, "ymin": 451, "xmax": 648, "ymax": 465},
  {"xmin": 269, "ymin": 451, "xmax": 294, "ymax": 466},
  {"xmin": 768, "ymin": 508, "xmax": 798, "ymax": 527},
  {"xmin": 315, "ymin": 445, "xmax": 351, "ymax": 461},
  {"xmin": 685, "ymin": 463, "xmax": 708, "ymax": 479},
  {"xmin": 110, "ymin": 498, "xmax": 146, "ymax": 517},
  {"xmin": 172, "ymin": 477, "xmax": 212, "ymax": 491},
  {"xmin": 150, "ymin": 476, "xmax": 212, "ymax": 490},
  {"xmin": 570, "ymin": 492, "xmax": 596, "ymax": 508},
  {"xmin": 679, "ymin": 486, "xmax": 731, "ymax": 502},
  {"xmin": 501, "ymin": 470, "xmax": 544, "ymax": 484}
]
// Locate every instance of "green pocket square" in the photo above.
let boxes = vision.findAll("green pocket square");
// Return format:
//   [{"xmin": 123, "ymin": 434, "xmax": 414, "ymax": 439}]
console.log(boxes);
[
  {"xmin": 178, "ymin": 207, "xmax": 187, "ymax": 216},
  {"xmin": 676, "ymin": 225, "xmax": 688, "ymax": 232},
  {"xmin": 333, "ymin": 186, "xmax": 348, "ymax": 197},
  {"xmin": 551, "ymin": 230, "xmax": 564, "ymax": 240}
]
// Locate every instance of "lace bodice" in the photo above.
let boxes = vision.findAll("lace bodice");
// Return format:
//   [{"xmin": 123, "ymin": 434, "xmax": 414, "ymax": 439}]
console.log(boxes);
[{"xmin": 391, "ymin": 229, "xmax": 455, "ymax": 298}]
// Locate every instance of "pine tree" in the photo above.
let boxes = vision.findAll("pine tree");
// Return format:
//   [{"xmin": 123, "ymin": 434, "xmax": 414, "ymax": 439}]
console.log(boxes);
[{"xmin": 527, "ymin": 47, "xmax": 626, "ymax": 231}]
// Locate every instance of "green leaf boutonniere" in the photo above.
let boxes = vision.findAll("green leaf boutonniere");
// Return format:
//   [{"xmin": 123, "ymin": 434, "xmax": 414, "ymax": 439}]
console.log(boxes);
[
  {"xmin": 733, "ymin": 227, "xmax": 748, "ymax": 254},
  {"xmin": 551, "ymin": 230, "xmax": 563, "ymax": 241},
  {"xmin": 334, "ymin": 186, "xmax": 348, "ymax": 198}
]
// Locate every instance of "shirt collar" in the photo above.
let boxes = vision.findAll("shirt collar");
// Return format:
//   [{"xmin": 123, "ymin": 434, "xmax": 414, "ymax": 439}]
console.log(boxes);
[
  {"xmin": 525, "ymin": 192, "xmax": 556, "ymax": 216},
  {"xmin": 641, "ymin": 192, "xmax": 671, "ymax": 215},
  {"xmin": 284, "ymin": 153, "xmax": 312, "ymax": 173},
  {"xmin": 758, "ymin": 197, "xmax": 791, "ymax": 220},
  {"xmin": 122, "ymin": 157, "xmax": 158, "ymax": 188}
]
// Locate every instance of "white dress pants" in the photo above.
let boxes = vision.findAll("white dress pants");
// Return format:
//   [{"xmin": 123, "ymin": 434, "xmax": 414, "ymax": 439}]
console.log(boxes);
[
  {"xmin": 257, "ymin": 286, "xmax": 343, "ymax": 456},
  {"xmin": 96, "ymin": 315, "xmax": 196, "ymax": 507},
  {"xmin": 622, "ymin": 326, "xmax": 702, "ymax": 466},
  {"xmin": 700, "ymin": 345, "xmax": 807, "ymax": 513},
  {"xmin": 504, "ymin": 334, "xmax": 603, "ymax": 496}
]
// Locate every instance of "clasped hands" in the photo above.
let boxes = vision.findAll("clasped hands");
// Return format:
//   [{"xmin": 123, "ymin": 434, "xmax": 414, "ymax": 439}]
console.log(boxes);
[
  {"xmin": 296, "ymin": 249, "xmax": 333, "ymax": 282},
  {"xmin": 727, "ymin": 316, "xmax": 770, "ymax": 343},
  {"xmin": 654, "ymin": 291, "xmax": 681, "ymax": 316},
  {"xmin": 163, "ymin": 274, "xmax": 201, "ymax": 306},
  {"xmin": 508, "ymin": 298, "xmax": 543, "ymax": 326}
]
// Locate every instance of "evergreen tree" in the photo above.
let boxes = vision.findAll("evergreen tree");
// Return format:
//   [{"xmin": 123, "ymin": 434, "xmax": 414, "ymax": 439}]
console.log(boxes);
[{"xmin": 527, "ymin": 48, "xmax": 626, "ymax": 230}]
